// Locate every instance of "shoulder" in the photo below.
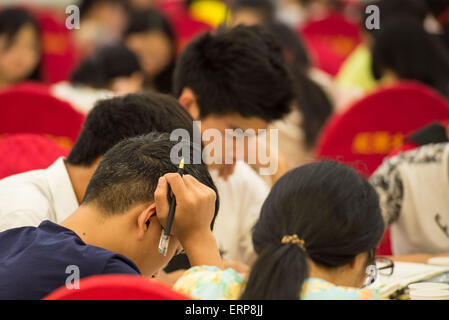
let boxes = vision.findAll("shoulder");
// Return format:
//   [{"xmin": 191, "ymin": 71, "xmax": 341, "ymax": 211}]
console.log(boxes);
[
  {"xmin": 174, "ymin": 266, "xmax": 244, "ymax": 300},
  {"xmin": 0, "ymin": 172, "xmax": 52, "ymax": 229},
  {"xmin": 102, "ymin": 253, "xmax": 141, "ymax": 275},
  {"xmin": 301, "ymin": 278, "xmax": 381, "ymax": 300}
]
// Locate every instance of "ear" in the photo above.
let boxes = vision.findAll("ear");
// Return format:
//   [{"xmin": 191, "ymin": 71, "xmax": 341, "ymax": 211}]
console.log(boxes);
[
  {"xmin": 178, "ymin": 87, "xmax": 201, "ymax": 120},
  {"xmin": 136, "ymin": 203, "xmax": 157, "ymax": 241}
]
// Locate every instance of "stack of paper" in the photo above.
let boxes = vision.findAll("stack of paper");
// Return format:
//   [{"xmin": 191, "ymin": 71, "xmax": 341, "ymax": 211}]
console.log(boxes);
[{"xmin": 369, "ymin": 262, "xmax": 449, "ymax": 298}]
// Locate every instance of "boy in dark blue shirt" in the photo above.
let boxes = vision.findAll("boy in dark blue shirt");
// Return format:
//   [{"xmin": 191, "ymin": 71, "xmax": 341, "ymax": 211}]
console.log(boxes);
[{"xmin": 0, "ymin": 133, "xmax": 222, "ymax": 299}]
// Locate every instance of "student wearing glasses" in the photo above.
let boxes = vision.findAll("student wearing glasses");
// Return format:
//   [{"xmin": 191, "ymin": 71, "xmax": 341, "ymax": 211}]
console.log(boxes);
[{"xmin": 174, "ymin": 161, "xmax": 385, "ymax": 300}]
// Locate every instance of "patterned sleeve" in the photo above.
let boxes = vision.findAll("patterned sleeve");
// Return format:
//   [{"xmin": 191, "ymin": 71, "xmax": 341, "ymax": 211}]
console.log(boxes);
[
  {"xmin": 369, "ymin": 156, "xmax": 404, "ymax": 226},
  {"xmin": 173, "ymin": 266, "xmax": 244, "ymax": 300}
]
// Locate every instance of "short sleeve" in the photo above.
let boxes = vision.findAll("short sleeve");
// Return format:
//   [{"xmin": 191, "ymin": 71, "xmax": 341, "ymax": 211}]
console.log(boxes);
[
  {"xmin": 102, "ymin": 255, "xmax": 141, "ymax": 275},
  {"xmin": 173, "ymin": 266, "xmax": 244, "ymax": 300}
]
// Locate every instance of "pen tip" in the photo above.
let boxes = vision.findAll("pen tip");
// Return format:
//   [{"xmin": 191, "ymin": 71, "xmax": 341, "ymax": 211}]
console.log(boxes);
[{"xmin": 179, "ymin": 158, "xmax": 185, "ymax": 169}]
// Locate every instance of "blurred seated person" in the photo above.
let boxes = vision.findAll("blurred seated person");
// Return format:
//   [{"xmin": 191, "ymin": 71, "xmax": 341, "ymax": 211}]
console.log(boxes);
[
  {"xmin": 336, "ymin": 0, "xmax": 430, "ymax": 94},
  {"xmin": 175, "ymin": 161, "xmax": 384, "ymax": 300},
  {"xmin": 75, "ymin": 0, "xmax": 129, "ymax": 59},
  {"xmin": 0, "ymin": 8, "xmax": 42, "ymax": 91},
  {"xmin": 0, "ymin": 132, "xmax": 222, "ymax": 299},
  {"xmin": 370, "ymin": 142, "xmax": 449, "ymax": 259},
  {"xmin": 124, "ymin": 9, "xmax": 176, "ymax": 94},
  {"xmin": 372, "ymin": 16, "xmax": 449, "ymax": 99},
  {"xmin": 52, "ymin": 43, "xmax": 143, "ymax": 113},
  {"xmin": 0, "ymin": 93, "xmax": 196, "ymax": 232}
]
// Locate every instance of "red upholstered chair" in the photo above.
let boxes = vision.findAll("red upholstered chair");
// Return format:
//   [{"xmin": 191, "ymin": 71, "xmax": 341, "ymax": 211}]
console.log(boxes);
[
  {"xmin": 299, "ymin": 11, "xmax": 361, "ymax": 76},
  {"xmin": 34, "ymin": 9, "xmax": 79, "ymax": 83},
  {"xmin": 158, "ymin": 0, "xmax": 212, "ymax": 54},
  {"xmin": 316, "ymin": 81, "xmax": 449, "ymax": 177},
  {"xmin": 0, "ymin": 86, "xmax": 85, "ymax": 147},
  {"xmin": 0, "ymin": 134, "xmax": 69, "ymax": 180},
  {"xmin": 43, "ymin": 275, "xmax": 190, "ymax": 300}
]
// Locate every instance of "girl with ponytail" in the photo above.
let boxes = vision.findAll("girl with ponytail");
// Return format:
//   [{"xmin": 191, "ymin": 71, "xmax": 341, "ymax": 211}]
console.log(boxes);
[{"xmin": 174, "ymin": 161, "xmax": 385, "ymax": 300}]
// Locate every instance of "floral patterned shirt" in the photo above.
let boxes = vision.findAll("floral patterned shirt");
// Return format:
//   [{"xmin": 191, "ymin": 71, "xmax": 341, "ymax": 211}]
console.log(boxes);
[{"xmin": 173, "ymin": 266, "xmax": 381, "ymax": 300}]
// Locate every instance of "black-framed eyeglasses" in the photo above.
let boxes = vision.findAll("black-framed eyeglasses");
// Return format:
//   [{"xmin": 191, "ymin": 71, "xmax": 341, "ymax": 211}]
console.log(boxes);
[{"xmin": 362, "ymin": 251, "xmax": 395, "ymax": 288}]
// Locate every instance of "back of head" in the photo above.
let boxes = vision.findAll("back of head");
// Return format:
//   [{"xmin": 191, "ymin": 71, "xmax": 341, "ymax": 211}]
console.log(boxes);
[
  {"xmin": 173, "ymin": 25, "xmax": 293, "ymax": 122},
  {"xmin": 372, "ymin": 16, "xmax": 449, "ymax": 97},
  {"xmin": 71, "ymin": 43, "xmax": 141, "ymax": 89},
  {"xmin": 82, "ymin": 132, "xmax": 219, "ymax": 227},
  {"xmin": 241, "ymin": 161, "xmax": 384, "ymax": 300},
  {"xmin": 67, "ymin": 92, "xmax": 196, "ymax": 166}
]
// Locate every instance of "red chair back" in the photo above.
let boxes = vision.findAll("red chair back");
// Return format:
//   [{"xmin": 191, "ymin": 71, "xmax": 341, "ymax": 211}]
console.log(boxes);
[
  {"xmin": 299, "ymin": 11, "xmax": 361, "ymax": 76},
  {"xmin": 316, "ymin": 81, "xmax": 449, "ymax": 177},
  {"xmin": 44, "ymin": 274, "xmax": 190, "ymax": 300},
  {"xmin": 0, "ymin": 134, "xmax": 69, "ymax": 180},
  {"xmin": 0, "ymin": 86, "xmax": 85, "ymax": 147},
  {"xmin": 35, "ymin": 10, "xmax": 79, "ymax": 83}
]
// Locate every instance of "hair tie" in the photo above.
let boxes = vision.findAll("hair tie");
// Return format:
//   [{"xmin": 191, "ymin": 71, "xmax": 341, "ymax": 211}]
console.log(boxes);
[{"xmin": 281, "ymin": 234, "xmax": 306, "ymax": 251}]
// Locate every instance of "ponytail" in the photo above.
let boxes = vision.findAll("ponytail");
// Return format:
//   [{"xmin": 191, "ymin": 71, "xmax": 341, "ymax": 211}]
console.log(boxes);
[{"xmin": 240, "ymin": 244, "xmax": 308, "ymax": 300}]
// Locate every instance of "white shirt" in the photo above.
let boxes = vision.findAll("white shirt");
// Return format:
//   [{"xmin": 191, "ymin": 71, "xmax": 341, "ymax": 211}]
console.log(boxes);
[
  {"xmin": 0, "ymin": 157, "xmax": 79, "ymax": 232},
  {"xmin": 370, "ymin": 143, "xmax": 449, "ymax": 255},
  {"xmin": 210, "ymin": 161, "xmax": 270, "ymax": 265}
]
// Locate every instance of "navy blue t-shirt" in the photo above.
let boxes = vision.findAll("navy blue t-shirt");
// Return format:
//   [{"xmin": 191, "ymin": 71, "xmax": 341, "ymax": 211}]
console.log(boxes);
[{"xmin": 0, "ymin": 220, "xmax": 140, "ymax": 299}]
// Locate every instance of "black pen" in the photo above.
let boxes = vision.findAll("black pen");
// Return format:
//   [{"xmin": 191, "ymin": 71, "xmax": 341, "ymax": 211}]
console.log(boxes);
[{"xmin": 158, "ymin": 158, "xmax": 184, "ymax": 256}]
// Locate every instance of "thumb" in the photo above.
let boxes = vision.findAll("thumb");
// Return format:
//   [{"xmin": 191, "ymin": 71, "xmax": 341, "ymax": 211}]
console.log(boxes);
[{"xmin": 154, "ymin": 176, "xmax": 169, "ymax": 222}]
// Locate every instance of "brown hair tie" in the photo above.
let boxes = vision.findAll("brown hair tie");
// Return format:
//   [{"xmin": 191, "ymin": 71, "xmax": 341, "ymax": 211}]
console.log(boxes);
[{"xmin": 281, "ymin": 234, "xmax": 306, "ymax": 251}]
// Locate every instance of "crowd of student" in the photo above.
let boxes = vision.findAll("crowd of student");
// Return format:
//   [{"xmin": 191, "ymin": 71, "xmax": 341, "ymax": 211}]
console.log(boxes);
[{"xmin": 0, "ymin": 0, "xmax": 449, "ymax": 300}]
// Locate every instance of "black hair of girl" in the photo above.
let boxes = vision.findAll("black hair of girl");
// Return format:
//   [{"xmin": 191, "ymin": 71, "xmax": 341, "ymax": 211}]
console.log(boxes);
[
  {"xmin": 240, "ymin": 161, "xmax": 385, "ymax": 300},
  {"xmin": 291, "ymin": 67, "xmax": 334, "ymax": 149},
  {"xmin": 124, "ymin": 9, "xmax": 176, "ymax": 94},
  {"xmin": 0, "ymin": 7, "xmax": 42, "ymax": 81},
  {"xmin": 71, "ymin": 43, "xmax": 141, "ymax": 89},
  {"xmin": 372, "ymin": 16, "xmax": 449, "ymax": 98}
]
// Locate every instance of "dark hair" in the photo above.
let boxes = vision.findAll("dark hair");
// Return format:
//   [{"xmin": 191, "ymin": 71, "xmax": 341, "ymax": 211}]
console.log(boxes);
[
  {"xmin": 67, "ymin": 92, "xmax": 196, "ymax": 166},
  {"xmin": 71, "ymin": 43, "xmax": 141, "ymax": 89},
  {"xmin": 292, "ymin": 69, "xmax": 334, "ymax": 149},
  {"xmin": 263, "ymin": 21, "xmax": 310, "ymax": 70},
  {"xmin": 173, "ymin": 25, "xmax": 293, "ymax": 121},
  {"xmin": 240, "ymin": 161, "xmax": 384, "ymax": 300},
  {"xmin": 0, "ymin": 7, "xmax": 42, "ymax": 81},
  {"xmin": 362, "ymin": 0, "xmax": 429, "ymax": 34},
  {"xmin": 82, "ymin": 132, "xmax": 219, "ymax": 228},
  {"xmin": 231, "ymin": 0, "xmax": 276, "ymax": 22},
  {"xmin": 372, "ymin": 16, "xmax": 449, "ymax": 98},
  {"xmin": 124, "ymin": 9, "xmax": 176, "ymax": 94},
  {"xmin": 79, "ymin": 0, "xmax": 128, "ymax": 19}
]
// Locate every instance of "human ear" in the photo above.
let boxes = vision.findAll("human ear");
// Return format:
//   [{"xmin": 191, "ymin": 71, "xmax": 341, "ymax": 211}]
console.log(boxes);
[
  {"xmin": 136, "ymin": 203, "xmax": 157, "ymax": 241},
  {"xmin": 178, "ymin": 87, "xmax": 201, "ymax": 120}
]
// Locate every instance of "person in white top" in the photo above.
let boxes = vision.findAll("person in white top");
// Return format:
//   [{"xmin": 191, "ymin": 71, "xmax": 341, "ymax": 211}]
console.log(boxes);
[
  {"xmin": 370, "ymin": 143, "xmax": 449, "ymax": 256},
  {"xmin": 0, "ymin": 93, "xmax": 201, "ymax": 232},
  {"xmin": 171, "ymin": 27, "xmax": 292, "ymax": 266}
]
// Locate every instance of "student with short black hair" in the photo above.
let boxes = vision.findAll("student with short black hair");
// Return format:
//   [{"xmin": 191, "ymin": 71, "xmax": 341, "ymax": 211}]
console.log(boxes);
[
  {"xmin": 0, "ymin": 133, "xmax": 222, "ymax": 299},
  {"xmin": 0, "ymin": 7, "xmax": 42, "ymax": 90},
  {"xmin": 175, "ymin": 161, "xmax": 384, "ymax": 300},
  {"xmin": 173, "ymin": 25, "xmax": 292, "ymax": 265},
  {"xmin": 0, "ymin": 92, "xmax": 197, "ymax": 232}
]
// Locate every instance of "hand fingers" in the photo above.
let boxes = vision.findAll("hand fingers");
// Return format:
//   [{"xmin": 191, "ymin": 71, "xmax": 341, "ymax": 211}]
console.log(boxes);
[{"xmin": 164, "ymin": 172, "xmax": 187, "ymax": 201}]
